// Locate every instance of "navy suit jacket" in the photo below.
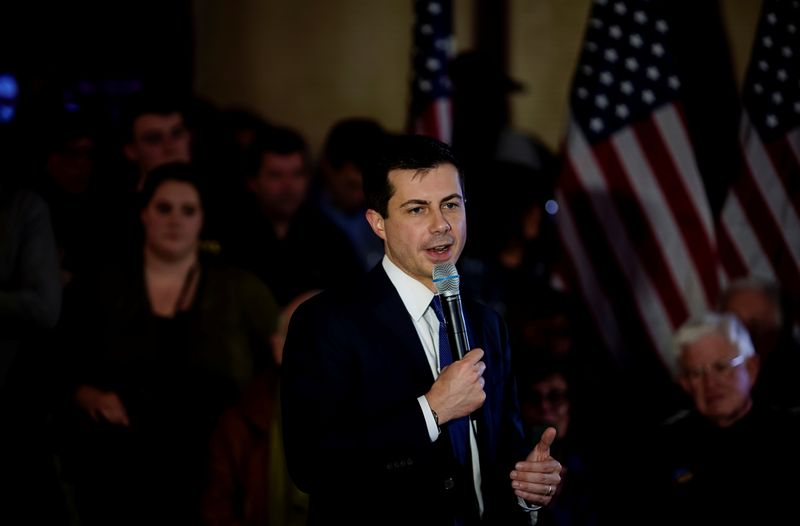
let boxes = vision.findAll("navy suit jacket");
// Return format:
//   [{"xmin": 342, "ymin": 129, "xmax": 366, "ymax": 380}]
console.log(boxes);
[{"xmin": 281, "ymin": 264, "xmax": 531, "ymax": 525}]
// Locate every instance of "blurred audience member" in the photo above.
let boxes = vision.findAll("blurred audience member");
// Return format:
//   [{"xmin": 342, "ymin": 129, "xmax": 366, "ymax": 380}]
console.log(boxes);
[
  {"xmin": 56, "ymin": 162, "xmax": 278, "ymax": 526},
  {"xmin": 517, "ymin": 352, "xmax": 602, "ymax": 526},
  {"xmin": 719, "ymin": 277, "xmax": 783, "ymax": 359},
  {"xmin": 448, "ymin": 50, "xmax": 557, "ymax": 260},
  {"xmin": 458, "ymin": 161, "xmax": 559, "ymax": 320},
  {"xmin": 519, "ymin": 357, "xmax": 571, "ymax": 439},
  {"xmin": 121, "ymin": 90, "xmax": 192, "ymax": 190},
  {"xmin": 224, "ymin": 125, "xmax": 362, "ymax": 307},
  {"xmin": 632, "ymin": 312, "xmax": 800, "ymax": 525},
  {"xmin": 718, "ymin": 276, "xmax": 800, "ymax": 408},
  {"xmin": 314, "ymin": 118, "xmax": 388, "ymax": 271},
  {"xmin": 203, "ymin": 373, "xmax": 305, "ymax": 526},
  {"xmin": 92, "ymin": 90, "xmax": 196, "ymax": 264},
  {"xmin": 221, "ymin": 107, "xmax": 273, "ymax": 163},
  {"xmin": 36, "ymin": 109, "xmax": 99, "ymax": 283},
  {"xmin": 202, "ymin": 291, "xmax": 318, "ymax": 526},
  {"xmin": 0, "ymin": 181, "xmax": 65, "ymax": 523}
]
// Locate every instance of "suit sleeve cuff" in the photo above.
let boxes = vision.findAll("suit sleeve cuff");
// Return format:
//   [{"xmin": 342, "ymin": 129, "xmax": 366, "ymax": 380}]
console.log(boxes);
[{"xmin": 518, "ymin": 496, "xmax": 542, "ymax": 511}]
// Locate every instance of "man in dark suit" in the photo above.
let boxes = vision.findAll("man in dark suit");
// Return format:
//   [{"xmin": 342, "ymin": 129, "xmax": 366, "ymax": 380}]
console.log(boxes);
[{"xmin": 281, "ymin": 134, "xmax": 561, "ymax": 525}]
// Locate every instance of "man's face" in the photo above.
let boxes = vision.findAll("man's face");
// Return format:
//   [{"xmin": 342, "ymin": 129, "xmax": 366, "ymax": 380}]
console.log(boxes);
[
  {"xmin": 521, "ymin": 373, "xmax": 571, "ymax": 437},
  {"xmin": 679, "ymin": 332, "xmax": 758, "ymax": 428},
  {"xmin": 325, "ymin": 161, "xmax": 365, "ymax": 213},
  {"xmin": 722, "ymin": 288, "xmax": 780, "ymax": 357},
  {"xmin": 125, "ymin": 112, "xmax": 191, "ymax": 177},
  {"xmin": 366, "ymin": 163, "xmax": 466, "ymax": 290},
  {"xmin": 248, "ymin": 151, "xmax": 309, "ymax": 221},
  {"xmin": 47, "ymin": 136, "xmax": 95, "ymax": 193}
]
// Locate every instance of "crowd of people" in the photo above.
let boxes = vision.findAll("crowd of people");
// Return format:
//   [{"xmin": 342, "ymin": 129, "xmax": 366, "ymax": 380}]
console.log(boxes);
[{"xmin": 1, "ymin": 77, "xmax": 799, "ymax": 526}]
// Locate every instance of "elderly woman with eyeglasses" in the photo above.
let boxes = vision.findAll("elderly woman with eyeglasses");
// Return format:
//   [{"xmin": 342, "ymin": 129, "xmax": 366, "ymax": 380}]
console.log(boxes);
[{"xmin": 628, "ymin": 312, "xmax": 800, "ymax": 526}]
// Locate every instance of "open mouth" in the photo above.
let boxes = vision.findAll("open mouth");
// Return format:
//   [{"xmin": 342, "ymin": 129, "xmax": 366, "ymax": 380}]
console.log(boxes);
[{"xmin": 426, "ymin": 243, "xmax": 453, "ymax": 260}]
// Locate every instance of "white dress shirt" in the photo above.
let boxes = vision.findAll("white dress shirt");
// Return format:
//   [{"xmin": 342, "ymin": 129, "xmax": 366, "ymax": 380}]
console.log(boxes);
[{"xmin": 381, "ymin": 255, "xmax": 484, "ymax": 515}]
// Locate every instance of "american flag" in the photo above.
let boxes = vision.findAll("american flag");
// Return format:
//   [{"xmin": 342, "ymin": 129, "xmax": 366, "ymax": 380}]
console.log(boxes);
[
  {"xmin": 408, "ymin": 0, "xmax": 453, "ymax": 143},
  {"xmin": 554, "ymin": 0, "xmax": 720, "ymax": 372},
  {"xmin": 719, "ymin": 0, "xmax": 800, "ymax": 324}
]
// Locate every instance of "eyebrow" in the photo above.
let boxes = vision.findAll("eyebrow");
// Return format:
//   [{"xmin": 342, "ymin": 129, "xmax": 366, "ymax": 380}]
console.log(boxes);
[
  {"xmin": 398, "ymin": 194, "xmax": 463, "ymax": 208},
  {"xmin": 398, "ymin": 198, "xmax": 429, "ymax": 208}
]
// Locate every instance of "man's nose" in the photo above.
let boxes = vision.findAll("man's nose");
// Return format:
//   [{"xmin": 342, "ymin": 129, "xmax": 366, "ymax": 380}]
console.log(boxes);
[
  {"xmin": 162, "ymin": 137, "xmax": 178, "ymax": 154},
  {"xmin": 430, "ymin": 209, "xmax": 451, "ymax": 233}
]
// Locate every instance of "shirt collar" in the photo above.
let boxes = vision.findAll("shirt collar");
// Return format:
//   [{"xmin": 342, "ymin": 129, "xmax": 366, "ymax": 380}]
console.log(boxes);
[{"xmin": 382, "ymin": 255, "xmax": 435, "ymax": 322}]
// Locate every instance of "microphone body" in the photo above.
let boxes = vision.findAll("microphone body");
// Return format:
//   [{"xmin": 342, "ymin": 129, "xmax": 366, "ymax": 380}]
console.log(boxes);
[
  {"xmin": 432, "ymin": 263, "xmax": 470, "ymax": 361},
  {"xmin": 439, "ymin": 292, "xmax": 470, "ymax": 360}
]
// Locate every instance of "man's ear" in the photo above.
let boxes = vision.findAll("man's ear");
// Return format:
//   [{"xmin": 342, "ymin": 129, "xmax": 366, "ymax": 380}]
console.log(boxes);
[{"xmin": 365, "ymin": 209, "xmax": 386, "ymax": 241}]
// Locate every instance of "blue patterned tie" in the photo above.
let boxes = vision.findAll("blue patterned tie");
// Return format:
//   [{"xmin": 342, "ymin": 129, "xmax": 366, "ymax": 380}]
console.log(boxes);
[{"xmin": 431, "ymin": 296, "xmax": 471, "ymax": 467}]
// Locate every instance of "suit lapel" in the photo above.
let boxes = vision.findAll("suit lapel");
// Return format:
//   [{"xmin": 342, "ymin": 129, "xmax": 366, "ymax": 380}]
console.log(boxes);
[{"xmin": 366, "ymin": 266, "xmax": 435, "ymax": 385}]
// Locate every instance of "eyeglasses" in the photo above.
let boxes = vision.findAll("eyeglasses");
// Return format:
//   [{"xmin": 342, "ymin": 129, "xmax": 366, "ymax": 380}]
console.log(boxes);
[
  {"xmin": 526, "ymin": 389, "xmax": 569, "ymax": 406},
  {"xmin": 681, "ymin": 354, "xmax": 746, "ymax": 381}
]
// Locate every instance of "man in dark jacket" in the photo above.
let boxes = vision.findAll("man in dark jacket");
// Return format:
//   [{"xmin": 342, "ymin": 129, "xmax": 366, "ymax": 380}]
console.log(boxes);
[{"xmin": 281, "ymin": 134, "xmax": 561, "ymax": 525}]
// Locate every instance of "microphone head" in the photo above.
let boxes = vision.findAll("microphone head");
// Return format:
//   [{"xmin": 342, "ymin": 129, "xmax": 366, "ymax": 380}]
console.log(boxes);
[{"xmin": 432, "ymin": 262, "xmax": 460, "ymax": 297}]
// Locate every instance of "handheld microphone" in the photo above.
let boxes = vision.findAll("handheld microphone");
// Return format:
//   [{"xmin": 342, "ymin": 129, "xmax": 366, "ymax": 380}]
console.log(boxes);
[{"xmin": 432, "ymin": 262, "xmax": 470, "ymax": 360}]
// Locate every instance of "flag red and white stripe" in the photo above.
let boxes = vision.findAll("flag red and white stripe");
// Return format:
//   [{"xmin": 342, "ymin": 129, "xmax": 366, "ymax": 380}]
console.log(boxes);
[
  {"xmin": 719, "ymin": 0, "xmax": 800, "ymax": 322},
  {"xmin": 408, "ymin": 0, "xmax": 453, "ymax": 143},
  {"xmin": 555, "ymin": 0, "xmax": 720, "ymax": 371}
]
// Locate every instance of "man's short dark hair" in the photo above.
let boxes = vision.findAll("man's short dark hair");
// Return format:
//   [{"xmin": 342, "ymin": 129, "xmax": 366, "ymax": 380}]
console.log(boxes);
[
  {"xmin": 322, "ymin": 118, "xmax": 387, "ymax": 172},
  {"xmin": 362, "ymin": 134, "xmax": 463, "ymax": 218},
  {"xmin": 242, "ymin": 125, "xmax": 308, "ymax": 179},
  {"xmin": 120, "ymin": 90, "xmax": 189, "ymax": 143}
]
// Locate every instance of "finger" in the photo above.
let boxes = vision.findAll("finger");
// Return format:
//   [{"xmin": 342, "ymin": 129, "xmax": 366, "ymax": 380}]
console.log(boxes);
[
  {"xmin": 510, "ymin": 473, "xmax": 559, "ymax": 504},
  {"xmin": 114, "ymin": 400, "xmax": 131, "ymax": 426},
  {"xmin": 464, "ymin": 348, "xmax": 484, "ymax": 363},
  {"xmin": 528, "ymin": 426, "xmax": 558, "ymax": 462},
  {"xmin": 99, "ymin": 407, "xmax": 118, "ymax": 423},
  {"xmin": 511, "ymin": 483, "xmax": 554, "ymax": 507},
  {"xmin": 110, "ymin": 411, "xmax": 130, "ymax": 427},
  {"xmin": 512, "ymin": 460, "xmax": 562, "ymax": 479},
  {"xmin": 101, "ymin": 403, "xmax": 130, "ymax": 427}
]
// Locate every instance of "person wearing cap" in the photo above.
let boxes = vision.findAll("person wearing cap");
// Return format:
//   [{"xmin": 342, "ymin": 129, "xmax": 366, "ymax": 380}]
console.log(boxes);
[{"xmin": 448, "ymin": 50, "xmax": 557, "ymax": 265}]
